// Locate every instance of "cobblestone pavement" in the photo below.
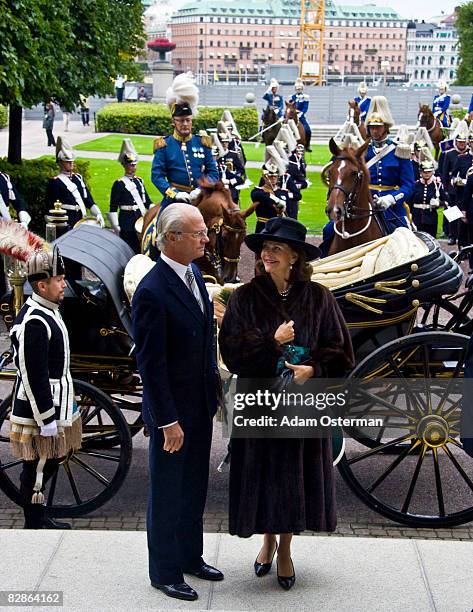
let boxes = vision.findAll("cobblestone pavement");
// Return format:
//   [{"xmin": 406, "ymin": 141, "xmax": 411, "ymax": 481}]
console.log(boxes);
[{"xmin": 1, "ymin": 238, "xmax": 473, "ymax": 541}]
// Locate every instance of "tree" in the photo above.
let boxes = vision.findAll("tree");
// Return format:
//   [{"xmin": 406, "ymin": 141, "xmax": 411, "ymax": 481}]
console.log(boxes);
[
  {"xmin": 455, "ymin": 3, "xmax": 473, "ymax": 85},
  {"xmin": 0, "ymin": 0, "xmax": 145, "ymax": 163}
]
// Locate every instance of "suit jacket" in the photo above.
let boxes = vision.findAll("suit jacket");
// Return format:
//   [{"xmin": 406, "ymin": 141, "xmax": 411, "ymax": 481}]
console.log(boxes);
[{"xmin": 132, "ymin": 257, "xmax": 218, "ymax": 429}]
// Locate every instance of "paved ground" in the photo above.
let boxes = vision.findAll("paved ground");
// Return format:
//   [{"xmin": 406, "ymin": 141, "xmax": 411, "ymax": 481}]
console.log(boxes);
[{"xmin": 2, "ymin": 529, "xmax": 473, "ymax": 612}]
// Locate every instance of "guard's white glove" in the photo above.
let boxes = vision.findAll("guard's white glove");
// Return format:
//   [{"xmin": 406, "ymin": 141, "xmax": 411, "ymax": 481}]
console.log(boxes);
[
  {"xmin": 189, "ymin": 188, "xmax": 202, "ymax": 202},
  {"xmin": 90, "ymin": 205, "xmax": 105, "ymax": 228},
  {"xmin": 107, "ymin": 211, "xmax": 121, "ymax": 234},
  {"xmin": 40, "ymin": 421, "xmax": 58, "ymax": 437},
  {"xmin": 430, "ymin": 198, "xmax": 440, "ymax": 208},
  {"xmin": 18, "ymin": 210, "xmax": 31, "ymax": 229},
  {"xmin": 374, "ymin": 194, "xmax": 396, "ymax": 210},
  {"xmin": 174, "ymin": 191, "xmax": 191, "ymax": 203},
  {"xmin": 221, "ymin": 178, "xmax": 230, "ymax": 186},
  {"xmin": 453, "ymin": 177, "xmax": 466, "ymax": 187}
]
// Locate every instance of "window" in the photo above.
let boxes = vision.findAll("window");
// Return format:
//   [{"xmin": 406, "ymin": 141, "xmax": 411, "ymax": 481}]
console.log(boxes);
[{"xmin": 262, "ymin": 41, "xmax": 265, "ymax": 48}]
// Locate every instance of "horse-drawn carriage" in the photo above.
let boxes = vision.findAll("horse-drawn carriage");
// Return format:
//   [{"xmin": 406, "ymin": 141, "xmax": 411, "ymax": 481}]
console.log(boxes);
[{"xmin": 0, "ymin": 225, "xmax": 472, "ymax": 528}]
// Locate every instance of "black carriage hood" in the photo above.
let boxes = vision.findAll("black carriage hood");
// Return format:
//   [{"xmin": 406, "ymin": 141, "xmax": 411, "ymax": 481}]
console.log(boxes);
[{"xmin": 53, "ymin": 225, "xmax": 135, "ymax": 336}]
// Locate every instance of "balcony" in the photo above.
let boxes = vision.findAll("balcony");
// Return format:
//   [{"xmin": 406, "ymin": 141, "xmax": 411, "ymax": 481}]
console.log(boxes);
[{"xmin": 365, "ymin": 48, "xmax": 378, "ymax": 55}]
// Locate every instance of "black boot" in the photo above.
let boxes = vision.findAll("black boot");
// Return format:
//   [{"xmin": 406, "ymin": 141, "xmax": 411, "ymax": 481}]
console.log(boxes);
[{"xmin": 42, "ymin": 517, "xmax": 72, "ymax": 529}]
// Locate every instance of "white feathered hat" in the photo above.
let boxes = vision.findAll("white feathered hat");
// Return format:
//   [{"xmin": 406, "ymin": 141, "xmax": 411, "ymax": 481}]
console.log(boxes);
[
  {"xmin": 264, "ymin": 145, "xmax": 287, "ymax": 175},
  {"xmin": 412, "ymin": 126, "xmax": 434, "ymax": 151},
  {"xmin": 294, "ymin": 78, "xmax": 304, "ymax": 91},
  {"xmin": 453, "ymin": 119, "xmax": 469, "ymax": 141},
  {"xmin": 166, "ymin": 72, "xmax": 199, "ymax": 116},
  {"xmin": 56, "ymin": 136, "xmax": 75, "ymax": 162},
  {"xmin": 366, "ymin": 96, "xmax": 394, "ymax": 128},
  {"xmin": 358, "ymin": 81, "xmax": 368, "ymax": 95},
  {"xmin": 269, "ymin": 78, "xmax": 279, "ymax": 89},
  {"xmin": 438, "ymin": 80, "xmax": 448, "ymax": 92},
  {"xmin": 118, "ymin": 138, "xmax": 138, "ymax": 165}
]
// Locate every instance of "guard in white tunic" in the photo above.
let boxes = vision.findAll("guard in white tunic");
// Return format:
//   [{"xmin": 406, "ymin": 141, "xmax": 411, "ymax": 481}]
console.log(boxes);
[
  {"xmin": 109, "ymin": 139, "xmax": 153, "ymax": 253},
  {"xmin": 0, "ymin": 223, "xmax": 82, "ymax": 528}
]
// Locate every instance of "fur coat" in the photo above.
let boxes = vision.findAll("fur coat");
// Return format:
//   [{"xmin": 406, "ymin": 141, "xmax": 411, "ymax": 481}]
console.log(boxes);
[{"xmin": 219, "ymin": 273, "xmax": 354, "ymax": 537}]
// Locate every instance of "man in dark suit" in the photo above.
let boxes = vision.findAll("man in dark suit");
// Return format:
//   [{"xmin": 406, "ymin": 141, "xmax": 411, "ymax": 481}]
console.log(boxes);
[{"xmin": 132, "ymin": 203, "xmax": 224, "ymax": 602}]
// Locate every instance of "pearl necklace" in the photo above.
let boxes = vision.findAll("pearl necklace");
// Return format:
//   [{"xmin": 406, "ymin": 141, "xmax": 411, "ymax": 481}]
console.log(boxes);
[{"xmin": 279, "ymin": 284, "xmax": 293, "ymax": 300}]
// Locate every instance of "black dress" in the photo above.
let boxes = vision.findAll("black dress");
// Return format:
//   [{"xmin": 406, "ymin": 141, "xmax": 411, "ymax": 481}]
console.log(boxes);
[{"xmin": 219, "ymin": 274, "xmax": 354, "ymax": 537}]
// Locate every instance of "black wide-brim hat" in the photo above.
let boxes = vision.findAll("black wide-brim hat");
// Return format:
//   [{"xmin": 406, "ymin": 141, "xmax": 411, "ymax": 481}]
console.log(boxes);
[{"xmin": 245, "ymin": 217, "xmax": 321, "ymax": 261}]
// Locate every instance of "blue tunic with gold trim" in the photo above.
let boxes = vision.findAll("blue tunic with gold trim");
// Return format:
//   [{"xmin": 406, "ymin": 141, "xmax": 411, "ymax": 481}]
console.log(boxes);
[{"xmin": 151, "ymin": 133, "xmax": 219, "ymax": 209}]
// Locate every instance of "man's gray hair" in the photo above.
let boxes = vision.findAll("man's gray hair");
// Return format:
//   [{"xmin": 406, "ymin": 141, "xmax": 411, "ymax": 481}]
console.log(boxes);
[{"xmin": 156, "ymin": 203, "xmax": 189, "ymax": 249}]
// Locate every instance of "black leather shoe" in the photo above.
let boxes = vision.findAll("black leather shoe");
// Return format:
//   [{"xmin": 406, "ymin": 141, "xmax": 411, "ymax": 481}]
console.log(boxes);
[
  {"xmin": 43, "ymin": 517, "xmax": 72, "ymax": 529},
  {"xmin": 448, "ymin": 238, "xmax": 456, "ymax": 245},
  {"xmin": 185, "ymin": 563, "xmax": 224, "ymax": 581},
  {"xmin": 254, "ymin": 542, "xmax": 278, "ymax": 577},
  {"xmin": 151, "ymin": 582, "xmax": 198, "ymax": 601},
  {"xmin": 306, "ymin": 147, "xmax": 312, "ymax": 152},
  {"xmin": 277, "ymin": 557, "xmax": 296, "ymax": 591}
]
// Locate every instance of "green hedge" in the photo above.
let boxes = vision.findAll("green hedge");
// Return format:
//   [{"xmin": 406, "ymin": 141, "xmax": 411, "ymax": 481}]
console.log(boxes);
[
  {"xmin": 0, "ymin": 158, "xmax": 91, "ymax": 235},
  {"xmin": 451, "ymin": 108, "xmax": 470, "ymax": 121},
  {"xmin": 0, "ymin": 106, "xmax": 7, "ymax": 129},
  {"xmin": 96, "ymin": 103, "xmax": 258, "ymax": 140}
]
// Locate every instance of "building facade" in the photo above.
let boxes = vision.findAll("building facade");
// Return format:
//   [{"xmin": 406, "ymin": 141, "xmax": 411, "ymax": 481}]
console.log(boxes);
[
  {"xmin": 405, "ymin": 13, "xmax": 459, "ymax": 86},
  {"xmin": 170, "ymin": 0, "xmax": 409, "ymax": 81}
]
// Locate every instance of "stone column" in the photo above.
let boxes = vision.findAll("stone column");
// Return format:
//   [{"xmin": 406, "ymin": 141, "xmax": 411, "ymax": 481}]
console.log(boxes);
[{"xmin": 152, "ymin": 62, "xmax": 175, "ymax": 103}]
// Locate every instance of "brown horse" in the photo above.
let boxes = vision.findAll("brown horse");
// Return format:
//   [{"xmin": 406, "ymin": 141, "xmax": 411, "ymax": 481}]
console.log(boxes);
[
  {"xmin": 348, "ymin": 100, "xmax": 367, "ymax": 141},
  {"xmin": 140, "ymin": 181, "xmax": 254, "ymax": 284},
  {"xmin": 418, "ymin": 104, "xmax": 444, "ymax": 160},
  {"xmin": 325, "ymin": 138, "xmax": 384, "ymax": 256},
  {"xmin": 261, "ymin": 105, "xmax": 282, "ymax": 146},
  {"xmin": 285, "ymin": 101, "xmax": 307, "ymax": 148}
]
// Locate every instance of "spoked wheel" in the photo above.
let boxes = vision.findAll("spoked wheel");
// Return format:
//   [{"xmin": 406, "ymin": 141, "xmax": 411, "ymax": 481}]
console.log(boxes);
[
  {"xmin": 338, "ymin": 332, "xmax": 473, "ymax": 527},
  {"xmin": 415, "ymin": 298, "xmax": 471, "ymax": 332},
  {"xmin": 0, "ymin": 380, "xmax": 132, "ymax": 518}
]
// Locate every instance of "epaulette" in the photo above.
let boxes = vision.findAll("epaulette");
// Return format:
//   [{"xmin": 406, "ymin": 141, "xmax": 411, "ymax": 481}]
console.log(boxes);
[
  {"xmin": 153, "ymin": 136, "xmax": 167, "ymax": 152},
  {"xmin": 394, "ymin": 144, "xmax": 411, "ymax": 160},
  {"xmin": 200, "ymin": 134, "xmax": 213, "ymax": 148},
  {"xmin": 303, "ymin": 94, "xmax": 310, "ymax": 100}
]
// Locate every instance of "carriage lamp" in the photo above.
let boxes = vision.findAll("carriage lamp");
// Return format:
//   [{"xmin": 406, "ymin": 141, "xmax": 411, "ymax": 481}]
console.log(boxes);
[
  {"xmin": 3, "ymin": 256, "xmax": 27, "ymax": 316},
  {"xmin": 45, "ymin": 200, "xmax": 69, "ymax": 242}
]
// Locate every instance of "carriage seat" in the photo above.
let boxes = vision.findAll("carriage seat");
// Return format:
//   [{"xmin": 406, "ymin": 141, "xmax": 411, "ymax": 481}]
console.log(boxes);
[{"xmin": 311, "ymin": 228, "xmax": 429, "ymax": 290}]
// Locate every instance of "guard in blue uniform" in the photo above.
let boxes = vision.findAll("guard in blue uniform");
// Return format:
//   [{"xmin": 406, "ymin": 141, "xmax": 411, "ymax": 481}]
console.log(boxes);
[
  {"xmin": 109, "ymin": 139, "xmax": 152, "ymax": 254},
  {"xmin": 364, "ymin": 97, "xmax": 415, "ymax": 231},
  {"xmin": 354, "ymin": 82, "xmax": 371, "ymax": 123},
  {"xmin": 262, "ymin": 79, "xmax": 284, "ymax": 120},
  {"xmin": 212, "ymin": 146, "xmax": 244, "ymax": 205},
  {"xmin": 45, "ymin": 137, "xmax": 104, "ymax": 230},
  {"xmin": 432, "ymin": 81, "xmax": 451, "ymax": 128},
  {"xmin": 288, "ymin": 79, "xmax": 312, "ymax": 152},
  {"xmin": 320, "ymin": 96, "xmax": 414, "ymax": 256},
  {"xmin": 288, "ymin": 143, "xmax": 308, "ymax": 190},
  {"xmin": 151, "ymin": 74, "xmax": 219, "ymax": 209},
  {"xmin": 407, "ymin": 160, "xmax": 446, "ymax": 238},
  {"xmin": 442, "ymin": 121, "xmax": 471, "ymax": 245},
  {"xmin": 251, "ymin": 163, "xmax": 287, "ymax": 234}
]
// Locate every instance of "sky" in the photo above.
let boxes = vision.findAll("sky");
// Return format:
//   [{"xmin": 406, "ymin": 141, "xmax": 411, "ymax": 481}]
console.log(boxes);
[{"xmin": 347, "ymin": 0, "xmax": 461, "ymax": 20}]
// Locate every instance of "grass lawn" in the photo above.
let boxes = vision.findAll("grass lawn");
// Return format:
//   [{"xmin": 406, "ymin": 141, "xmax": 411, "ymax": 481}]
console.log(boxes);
[
  {"xmin": 65, "ymin": 158, "xmax": 328, "ymax": 235},
  {"xmin": 74, "ymin": 135, "xmax": 331, "ymax": 166}
]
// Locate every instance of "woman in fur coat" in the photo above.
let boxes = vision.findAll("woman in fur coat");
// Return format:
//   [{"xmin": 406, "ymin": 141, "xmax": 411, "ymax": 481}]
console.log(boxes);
[{"xmin": 219, "ymin": 217, "xmax": 354, "ymax": 590}]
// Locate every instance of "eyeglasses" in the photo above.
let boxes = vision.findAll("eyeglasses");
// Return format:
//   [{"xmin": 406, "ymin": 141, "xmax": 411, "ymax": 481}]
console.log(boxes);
[{"xmin": 173, "ymin": 229, "xmax": 208, "ymax": 239}]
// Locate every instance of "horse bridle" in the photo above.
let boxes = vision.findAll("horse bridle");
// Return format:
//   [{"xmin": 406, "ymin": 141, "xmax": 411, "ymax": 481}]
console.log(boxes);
[
  {"xmin": 418, "ymin": 111, "xmax": 439, "ymax": 134},
  {"xmin": 221, "ymin": 211, "xmax": 246, "ymax": 263},
  {"xmin": 327, "ymin": 155, "xmax": 374, "ymax": 239}
]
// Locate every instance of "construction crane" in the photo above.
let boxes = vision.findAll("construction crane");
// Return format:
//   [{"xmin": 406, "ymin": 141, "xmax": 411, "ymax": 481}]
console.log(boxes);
[{"xmin": 299, "ymin": 0, "xmax": 325, "ymax": 85}]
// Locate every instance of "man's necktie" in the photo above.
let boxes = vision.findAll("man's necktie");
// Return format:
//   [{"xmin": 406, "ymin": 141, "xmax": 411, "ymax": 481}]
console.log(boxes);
[{"xmin": 185, "ymin": 267, "xmax": 204, "ymax": 313}]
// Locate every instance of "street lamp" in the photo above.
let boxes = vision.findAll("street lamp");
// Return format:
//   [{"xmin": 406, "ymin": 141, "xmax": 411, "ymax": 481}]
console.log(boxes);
[{"xmin": 381, "ymin": 60, "xmax": 390, "ymax": 86}]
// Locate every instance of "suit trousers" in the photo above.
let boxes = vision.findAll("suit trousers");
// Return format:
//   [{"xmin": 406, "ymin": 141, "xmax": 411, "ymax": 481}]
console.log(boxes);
[{"xmin": 147, "ymin": 417, "xmax": 213, "ymax": 585}]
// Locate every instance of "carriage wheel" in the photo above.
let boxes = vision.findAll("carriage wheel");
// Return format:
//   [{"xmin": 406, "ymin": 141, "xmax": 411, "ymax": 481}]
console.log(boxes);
[
  {"xmin": 0, "ymin": 380, "xmax": 132, "ymax": 518},
  {"xmin": 415, "ymin": 298, "xmax": 471, "ymax": 332},
  {"xmin": 338, "ymin": 332, "xmax": 473, "ymax": 526}
]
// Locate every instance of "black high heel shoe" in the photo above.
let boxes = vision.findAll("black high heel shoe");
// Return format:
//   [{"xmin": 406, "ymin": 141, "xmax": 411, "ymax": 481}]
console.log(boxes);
[
  {"xmin": 254, "ymin": 542, "xmax": 278, "ymax": 577},
  {"xmin": 277, "ymin": 557, "xmax": 295, "ymax": 590}
]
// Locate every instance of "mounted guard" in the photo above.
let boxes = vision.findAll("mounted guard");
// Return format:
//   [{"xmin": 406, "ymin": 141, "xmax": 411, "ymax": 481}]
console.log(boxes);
[
  {"xmin": 354, "ymin": 82, "xmax": 371, "ymax": 123},
  {"xmin": 109, "ymin": 139, "xmax": 153, "ymax": 254},
  {"xmin": 432, "ymin": 81, "xmax": 452, "ymax": 128},
  {"xmin": 287, "ymin": 78, "xmax": 312, "ymax": 152},
  {"xmin": 151, "ymin": 72, "xmax": 219, "ymax": 210}
]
